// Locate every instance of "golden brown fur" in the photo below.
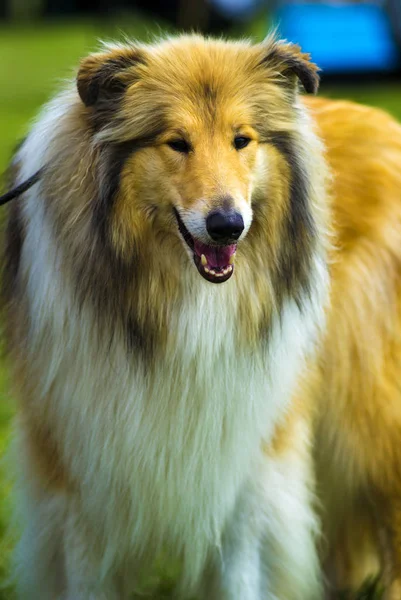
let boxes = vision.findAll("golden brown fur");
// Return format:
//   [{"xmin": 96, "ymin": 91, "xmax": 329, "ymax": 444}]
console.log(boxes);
[{"xmin": 303, "ymin": 97, "xmax": 401, "ymax": 599}]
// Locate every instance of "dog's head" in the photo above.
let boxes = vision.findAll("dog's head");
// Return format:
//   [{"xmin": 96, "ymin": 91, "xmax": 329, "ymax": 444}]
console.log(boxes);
[{"xmin": 77, "ymin": 35, "xmax": 319, "ymax": 284}]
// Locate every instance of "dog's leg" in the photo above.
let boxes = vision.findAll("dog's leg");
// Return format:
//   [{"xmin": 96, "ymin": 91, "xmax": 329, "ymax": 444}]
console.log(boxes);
[
  {"xmin": 14, "ymin": 488, "xmax": 67, "ymax": 600},
  {"xmin": 199, "ymin": 483, "xmax": 267, "ymax": 600},
  {"xmin": 257, "ymin": 444, "xmax": 322, "ymax": 600},
  {"xmin": 201, "ymin": 422, "xmax": 322, "ymax": 600},
  {"xmin": 320, "ymin": 504, "xmax": 380, "ymax": 597},
  {"xmin": 254, "ymin": 410, "xmax": 322, "ymax": 600},
  {"xmin": 375, "ymin": 498, "xmax": 401, "ymax": 600},
  {"xmin": 61, "ymin": 506, "xmax": 121, "ymax": 600},
  {"xmin": 15, "ymin": 492, "xmax": 121, "ymax": 600}
]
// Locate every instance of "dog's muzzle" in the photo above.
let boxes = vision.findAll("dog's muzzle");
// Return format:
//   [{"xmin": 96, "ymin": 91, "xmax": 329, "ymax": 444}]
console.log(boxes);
[{"xmin": 174, "ymin": 209, "xmax": 240, "ymax": 284}]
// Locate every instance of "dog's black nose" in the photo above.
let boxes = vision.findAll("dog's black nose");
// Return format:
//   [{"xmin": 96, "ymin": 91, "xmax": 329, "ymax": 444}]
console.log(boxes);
[{"xmin": 206, "ymin": 210, "xmax": 244, "ymax": 243}]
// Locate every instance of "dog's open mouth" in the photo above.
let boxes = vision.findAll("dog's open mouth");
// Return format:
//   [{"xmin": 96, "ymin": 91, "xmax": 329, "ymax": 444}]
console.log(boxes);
[{"xmin": 174, "ymin": 209, "xmax": 236, "ymax": 284}]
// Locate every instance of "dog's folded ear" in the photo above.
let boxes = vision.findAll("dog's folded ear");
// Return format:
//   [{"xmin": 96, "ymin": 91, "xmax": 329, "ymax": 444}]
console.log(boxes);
[
  {"xmin": 77, "ymin": 46, "xmax": 146, "ymax": 107},
  {"xmin": 261, "ymin": 39, "xmax": 320, "ymax": 95}
]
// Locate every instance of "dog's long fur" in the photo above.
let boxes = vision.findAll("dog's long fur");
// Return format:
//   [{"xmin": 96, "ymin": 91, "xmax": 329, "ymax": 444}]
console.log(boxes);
[
  {"xmin": 305, "ymin": 98, "xmax": 401, "ymax": 600},
  {"xmin": 6, "ymin": 33, "xmax": 401, "ymax": 599},
  {"xmin": 3, "ymin": 34, "xmax": 328, "ymax": 600}
]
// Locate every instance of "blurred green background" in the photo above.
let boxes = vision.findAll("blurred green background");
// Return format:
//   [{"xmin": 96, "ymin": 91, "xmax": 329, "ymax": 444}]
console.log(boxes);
[{"xmin": 1, "ymin": 7, "xmax": 401, "ymax": 600}]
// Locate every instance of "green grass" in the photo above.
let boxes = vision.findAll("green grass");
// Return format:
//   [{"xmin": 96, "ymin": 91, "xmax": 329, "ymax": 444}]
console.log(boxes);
[
  {"xmin": 0, "ymin": 18, "xmax": 400, "ymax": 599},
  {"xmin": 322, "ymin": 81, "xmax": 401, "ymax": 121}
]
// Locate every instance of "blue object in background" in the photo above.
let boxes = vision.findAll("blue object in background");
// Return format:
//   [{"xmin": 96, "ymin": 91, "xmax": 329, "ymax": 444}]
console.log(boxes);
[
  {"xmin": 212, "ymin": 0, "xmax": 260, "ymax": 18},
  {"xmin": 274, "ymin": 2, "xmax": 400, "ymax": 74}
]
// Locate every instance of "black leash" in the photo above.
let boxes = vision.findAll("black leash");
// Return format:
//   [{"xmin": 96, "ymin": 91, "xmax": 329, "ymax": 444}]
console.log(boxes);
[{"xmin": 0, "ymin": 168, "xmax": 43, "ymax": 207}]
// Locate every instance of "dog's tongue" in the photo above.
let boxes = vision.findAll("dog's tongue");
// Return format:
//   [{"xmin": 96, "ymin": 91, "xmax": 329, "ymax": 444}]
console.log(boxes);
[{"xmin": 194, "ymin": 240, "xmax": 236, "ymax": 268}]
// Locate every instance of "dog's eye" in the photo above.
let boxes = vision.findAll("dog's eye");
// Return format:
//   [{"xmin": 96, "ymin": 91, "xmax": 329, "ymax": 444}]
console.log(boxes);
[
  {"xmin": 234, "ymin": 136, "xmax": 251, "ymax": 150},
  {"xmin": 167, "ymin": 139, "xmax": 191, "ymax": 153}
]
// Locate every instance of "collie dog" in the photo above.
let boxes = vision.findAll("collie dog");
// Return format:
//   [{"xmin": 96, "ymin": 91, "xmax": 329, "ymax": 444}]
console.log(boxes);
[{"xmin": 3, "ymin": 33, "xmax": 400, "ymax": 600}]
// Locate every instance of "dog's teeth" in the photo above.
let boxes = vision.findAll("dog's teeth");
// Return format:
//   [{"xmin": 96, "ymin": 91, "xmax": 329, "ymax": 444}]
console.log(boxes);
[
  {"xmin": 205, "ymin": 267, "xmax": 210, "ymax": 273},
  {"xmin": 201, "ymin": 254, "xmax": 207, "ymax": 266},
  {"xmin": 210, "ymin": 270, "xmax": 216, "ymax": 276},
  {"xmin": 229, "ymin": 254, "xmax": 235, "ymax": 265}
]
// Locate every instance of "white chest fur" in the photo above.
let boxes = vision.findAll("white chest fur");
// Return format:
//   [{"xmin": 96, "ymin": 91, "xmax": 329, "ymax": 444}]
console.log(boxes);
[{"xmin": 20, "ymin": 198, "xmax": 326, "ymax": 590}]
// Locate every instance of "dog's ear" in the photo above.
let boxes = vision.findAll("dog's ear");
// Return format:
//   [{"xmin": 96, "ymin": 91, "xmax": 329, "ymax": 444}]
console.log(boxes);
[
  {"xmin": 77, "ymin": 46, "xmax": 146, "ymax": 107},
  {"xmin": 261, "ymin": 39, "xmax": 320, "ymax": 95}
]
